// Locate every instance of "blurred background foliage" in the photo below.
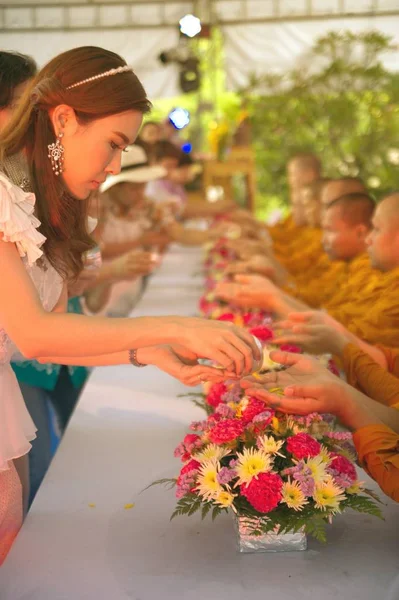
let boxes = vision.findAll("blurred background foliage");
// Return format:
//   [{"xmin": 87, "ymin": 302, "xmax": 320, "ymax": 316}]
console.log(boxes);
[{"xmin": 152, "ymin": 30, "xmax": 399, "ymax": 219}]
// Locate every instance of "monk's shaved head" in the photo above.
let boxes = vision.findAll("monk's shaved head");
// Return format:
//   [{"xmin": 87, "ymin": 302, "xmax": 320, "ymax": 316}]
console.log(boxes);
[
  {"xmin": 287, "ymin": 153, "xmax": 322, "ymax": 197},
  {"xmin": 377, "ymin": 193, "xmax": 399, "ymax": 226},
  {"xmin": 322, "ymin": 192, "xmax": 373, "ymax": 261},
  {"xmin": 367, "ymin": 192, "xmax": 399, "ymax": 271},
  {"xmin": 321, "ymin": 177, "xmax": 367, "ymax": 206},
  {"xmin": 327, "ymin": 193, "xmax": 375, "ymax": 228}
]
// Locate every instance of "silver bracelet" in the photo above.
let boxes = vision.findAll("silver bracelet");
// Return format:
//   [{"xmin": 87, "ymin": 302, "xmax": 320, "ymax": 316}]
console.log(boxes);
[{"xmin": 128, "ymin": 348, "xmax": 147, "ymax": 367}]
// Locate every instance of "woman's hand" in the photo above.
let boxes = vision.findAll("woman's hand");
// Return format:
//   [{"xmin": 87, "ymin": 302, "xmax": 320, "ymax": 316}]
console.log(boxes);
[
  {"xmin": 136, "ymin": 344, "xmax": 235, "ymax": 386},
  {"xmin": 110, "ymin": 250, "xmax": 158, "ymax": 280},
  {"xmin": 173, "ymin": 317, "xmax": 262, "ymax": 377}
]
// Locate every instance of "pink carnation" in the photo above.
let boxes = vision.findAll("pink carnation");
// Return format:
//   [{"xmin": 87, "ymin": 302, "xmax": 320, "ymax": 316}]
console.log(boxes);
[
  {"xmin": 217, "ymin": 313, "xmax": 235, "ymax": 323},
  {"xmin": 183, "ymin": 434, "xmax": 202, "ymax": 452},
  {"xmin": 329, "ymin": 454, "xmax": 357, "ymax": 482},
  {"xmin": 241, "ymin": 397, "xmax": 267, "ymax": 425},
  {"xmin": 241, "ymin": 472, "xmax": 283, "ymax": 513},
  {"xmin": 208, "ymin": 419, "xmax": 245, "ymax": 444},
  {"xmin": 177, "ymin": 459, "xmax": 201, "ymax": 483},
  {"xmin": 206, "ymin": 382, "xmax": 228, "ymax": 409},
  {"xmin": 287, "ymin": 433, "xmax": 321, "ymax": 459},
  {"xmin": 249, "ymin": 325, "xmax": 274, "ymax": 342},
  {"xmin": 279, "ymin": 344, "xmax": 302, "ymax": 354}
]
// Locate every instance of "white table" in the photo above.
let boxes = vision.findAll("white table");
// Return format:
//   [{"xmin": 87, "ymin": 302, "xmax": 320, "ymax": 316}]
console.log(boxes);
[{"xmin": 1, "ymin": 245, "xmax": 398, "ymax": 600}]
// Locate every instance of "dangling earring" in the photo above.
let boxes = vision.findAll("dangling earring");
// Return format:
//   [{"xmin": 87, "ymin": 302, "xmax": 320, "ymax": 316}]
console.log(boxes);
[{"xmin": 48, "ymin": 132, "xmax": 64, "ymax": 176}]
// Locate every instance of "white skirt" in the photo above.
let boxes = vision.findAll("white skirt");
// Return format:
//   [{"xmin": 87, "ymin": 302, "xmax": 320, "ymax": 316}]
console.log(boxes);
[{"xmin": 0, "ymin": 363, "xmax": 37, "ymax": 472}]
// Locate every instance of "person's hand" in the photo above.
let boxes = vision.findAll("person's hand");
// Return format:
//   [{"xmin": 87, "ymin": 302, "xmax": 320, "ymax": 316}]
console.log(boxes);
[
  {"xmin": 240, "ymin": 350, "xmax": 375, "ymax": 429},
  {"xmin": 273, "ymin": 311, "xmax": 350, "ymax": 355},
  {"xmin": 68, "ymin": 269, "xmax": 99, "ymax": 298},
  {"xmin": 241, "ymin": 350, "xmax": 346, "ymax": 416},
  {"xmin": 173, "ymin": 317, "xmax": 262, "ymax": 377},
  {"xmin": 214, "ymin": 273, "xmax": 280, "ymax": 311},
  {"xmin": 139, "ymin": 230, "xmax": 171, "ymax": 248},
  {"xmin": 136, "ymin": 344, "xmax": 234, "ymax": 386},
  {"xmin": 110, "ymin": 250, "xmax": 158, "ymax": 280}
]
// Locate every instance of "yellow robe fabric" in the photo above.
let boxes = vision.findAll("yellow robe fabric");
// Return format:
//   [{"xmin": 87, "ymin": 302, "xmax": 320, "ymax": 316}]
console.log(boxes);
[
  {"xmin": 326, "ymin": 266, "xmax": 399, "ymax": 346},
  {"xmin": 278, "ymin": 228, "xmax": 323, "ymax": 276},
  {"xmin": 268, "ymin": 214, "xmax": 296, "ymax": 245},
  {"xmin": 342, "ymin": 343, "xmax": 399, "ymax": 409},
  {"xmin": 353, "ymin": 424, "xmax": 399, "ymax": 502}
]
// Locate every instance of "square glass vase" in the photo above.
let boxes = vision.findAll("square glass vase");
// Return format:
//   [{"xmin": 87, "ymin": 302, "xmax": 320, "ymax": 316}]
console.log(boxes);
[{"xmin": 233, "ymin": 514, "xmax": 307, "ymax": 553}]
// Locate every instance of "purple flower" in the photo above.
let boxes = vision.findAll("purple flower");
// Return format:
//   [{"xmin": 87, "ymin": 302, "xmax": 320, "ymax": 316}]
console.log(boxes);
[
  {"xmin": 216, "ymin": 404, "xmax": 235, "ymax": 418},
  {"xmin": 217, "ymin": 467, "xmax": 236, "ymax": 485}
]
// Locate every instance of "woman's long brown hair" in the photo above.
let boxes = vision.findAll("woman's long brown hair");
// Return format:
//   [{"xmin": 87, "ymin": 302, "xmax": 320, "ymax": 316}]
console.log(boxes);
[{"xmin": 0, "ymin": 46, "xmax": 151, "ymax": 279}]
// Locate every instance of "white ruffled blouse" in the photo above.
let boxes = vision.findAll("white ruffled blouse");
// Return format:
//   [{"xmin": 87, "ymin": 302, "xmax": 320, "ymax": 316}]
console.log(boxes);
[{"xmin": 0, "ymin": 172, "xmax": 64, "ymax": 471}]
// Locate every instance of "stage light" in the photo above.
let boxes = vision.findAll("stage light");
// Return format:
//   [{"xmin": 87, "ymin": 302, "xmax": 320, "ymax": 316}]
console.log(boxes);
[
  {"xmin": 169, "ymin": 108, "xmax": 190, "ymax": 130},
  {"xmin": 182, "ymin": 142, "xmax": 192, "ymax": 154},
  {"xmin": 179, "ymin": 14, "xmax": 202, "ymax": 38}
]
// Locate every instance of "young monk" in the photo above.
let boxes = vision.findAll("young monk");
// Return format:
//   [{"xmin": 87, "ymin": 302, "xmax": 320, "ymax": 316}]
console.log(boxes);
[{"xmin": 215, "ymin": 192, "xmax": 375, "ymax": 313}]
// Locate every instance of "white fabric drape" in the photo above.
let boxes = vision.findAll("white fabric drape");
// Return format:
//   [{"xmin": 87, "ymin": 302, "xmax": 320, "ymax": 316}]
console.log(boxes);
[
  {"xmin": 0, "ymin": 28, "xmax": 181, "ymax": 98},
  {"xmin": 222, "ymin": 16, "xmax": 399, "ymax": 90}
]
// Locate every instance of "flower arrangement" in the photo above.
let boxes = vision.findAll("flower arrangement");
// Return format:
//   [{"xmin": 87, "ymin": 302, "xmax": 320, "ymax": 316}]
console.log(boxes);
[
  {"xmin": 154, "ymin": 237, "xmax": 382, "ymax": 548},
  {"xmin": 156, "ymin": 390, "xmax": 381, "ymax": 544}
]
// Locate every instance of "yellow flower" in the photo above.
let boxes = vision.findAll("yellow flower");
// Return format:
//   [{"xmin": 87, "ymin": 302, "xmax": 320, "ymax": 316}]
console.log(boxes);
[
  {"xmin": 196, "ymin": 460, "xmax": 222, "ymax": 501},
  {"xmin": 235, "ymin": 447, "xmax": 273, "ymax": 485},
  {"xmin": 305, "ymin": 455, "xmax": 330, "ymax": 484},
  {"xmin": 215, "ymin": 490, "xmax": 236, "ymax": 508},
  {"xmin": 319, "ymin": 445, "xmax": 333, "ymax": 464},
  {"xmin": 195, "ymin": 444, "xmax": 230, "ymax": 463},
  {"xmin": 346, "ymin": 480, "xmax": 364, "ymax": 495},
  {"xmin": 258, "ymin": 435, "xmax": 285, "ymax": 457},
  {"xmin": 313, "ymin": 478, "xmax": 346, "ymax": 513},
  {"xmin": 271, "ymin": 416, "xmax": 280, "ymax": 433},
  {"xmin": 281, "ymin": 480, "xmax": 308, "ymax": 512},
  {"xmin": 235, "ymin": 396, "xmax": 249, "ymax": 419}
]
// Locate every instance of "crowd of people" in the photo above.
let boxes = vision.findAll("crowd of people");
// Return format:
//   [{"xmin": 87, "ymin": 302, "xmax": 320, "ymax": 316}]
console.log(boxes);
[{"xmin": 0, "ymin": 45, "xmax": 398, "ymax": 566}]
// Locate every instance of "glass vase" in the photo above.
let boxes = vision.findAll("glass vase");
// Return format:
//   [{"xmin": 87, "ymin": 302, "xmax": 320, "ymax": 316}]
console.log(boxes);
[{"xmin": 233, "ymin": 514, "xmax": 307, "ymax": 553}]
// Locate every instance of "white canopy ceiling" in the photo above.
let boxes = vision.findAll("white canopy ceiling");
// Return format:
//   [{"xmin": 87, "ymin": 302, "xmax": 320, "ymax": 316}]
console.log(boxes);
[{"xmin": 0, "ymin": 0, "xmax": 398, "ymax": 97}]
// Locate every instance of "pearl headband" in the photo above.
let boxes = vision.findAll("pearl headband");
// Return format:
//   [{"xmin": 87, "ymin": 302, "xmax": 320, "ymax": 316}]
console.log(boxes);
[{"xmin": 66, "ymin": 65, "xmax": 133, "ymax": 90}]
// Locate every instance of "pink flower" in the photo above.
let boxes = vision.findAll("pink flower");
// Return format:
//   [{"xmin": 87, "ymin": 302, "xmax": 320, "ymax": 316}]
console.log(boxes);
[
  {"xmin": 208, "ymin": 419, "xmax": 245, "ymax": 444},
  {"xmin": 329, "ymin": 454, "xmax": 357, "ymax": 483},
  {"xmin": 241, "ymin": 472, "xmax": 283, "ymax": 513},
  {"xmin": 328, "ymin": 358, "xmax": 340, "ymax": 377},
  {"xmin": 286, "ymin": 433, "xmax": 321, "ymax": 459},
  {"xmin": 183, "ymin": 434, "xmax": 202, "ymax": 452},
  {"xmin": 174, "ymin": 434, "xmax": 202, "ymax": 462},
  {"xmin": 176, "ymin": 460, "xmax": 201, "ymax": 498},
  {"xmin": 206, "ymin": 382, "xmax": 228, "ymax": 409},
  {"xmin": 249, "ymin": 325, "xmax": 274, "ymax": 342},
  {"xmin": 241, "ymin": 397, "xmax": 267, "ymax": 425},
  {"xmin": 242, "ymin": 313, "xmax": 253, "ymax": 326},
  {"xmin": 217, "ymin": 313, "xmax": 236, "ymax": 323},
  {"xmin": 279, "ymin": 344, "xmax": 302, "ymax": 353}
]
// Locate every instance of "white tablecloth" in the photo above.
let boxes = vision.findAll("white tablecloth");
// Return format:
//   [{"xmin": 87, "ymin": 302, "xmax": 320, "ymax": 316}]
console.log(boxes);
[{"xmin": 1, "ymin": 245, "xmax": 398, "ymax": 600}]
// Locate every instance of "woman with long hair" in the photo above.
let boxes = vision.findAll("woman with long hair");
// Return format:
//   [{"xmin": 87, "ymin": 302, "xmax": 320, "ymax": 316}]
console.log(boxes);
[{"xmin": 0, "ymin": 46, "xmax": 260, "ymax": 562}]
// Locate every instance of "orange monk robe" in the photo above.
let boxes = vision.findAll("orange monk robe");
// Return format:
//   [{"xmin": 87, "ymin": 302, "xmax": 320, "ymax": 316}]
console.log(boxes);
[
  {"xmin": 343, "ymin": 343, "xmax": 399, "ymax": 409},
  {"xmin": 268, "ymin": 214, "xmax": 297, "ymax": 245},
  {"xmin": 353, "ymin": 424, "xmax": 399, "ymax": 502},
  {"xmin": 323, "ymin": 254, "xmax": 377, "ymax": 311},
  {"xmin": 326, "ymin": 266, "xmax": 399, "ymax": 346},
  {"xmin": 273, "ymin": 226, "xmax": 321, "ymax": 263},
  {"xmin": 285, "ymin": 257, "xmax": 347, "ymax": 308},
  {"xmin": 289, "ymin": 253, "xmax": 371, "ymax": 309},
  {"xmin": 278, "ymin": 228, "xmax": 324, "ymax": 276}
]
